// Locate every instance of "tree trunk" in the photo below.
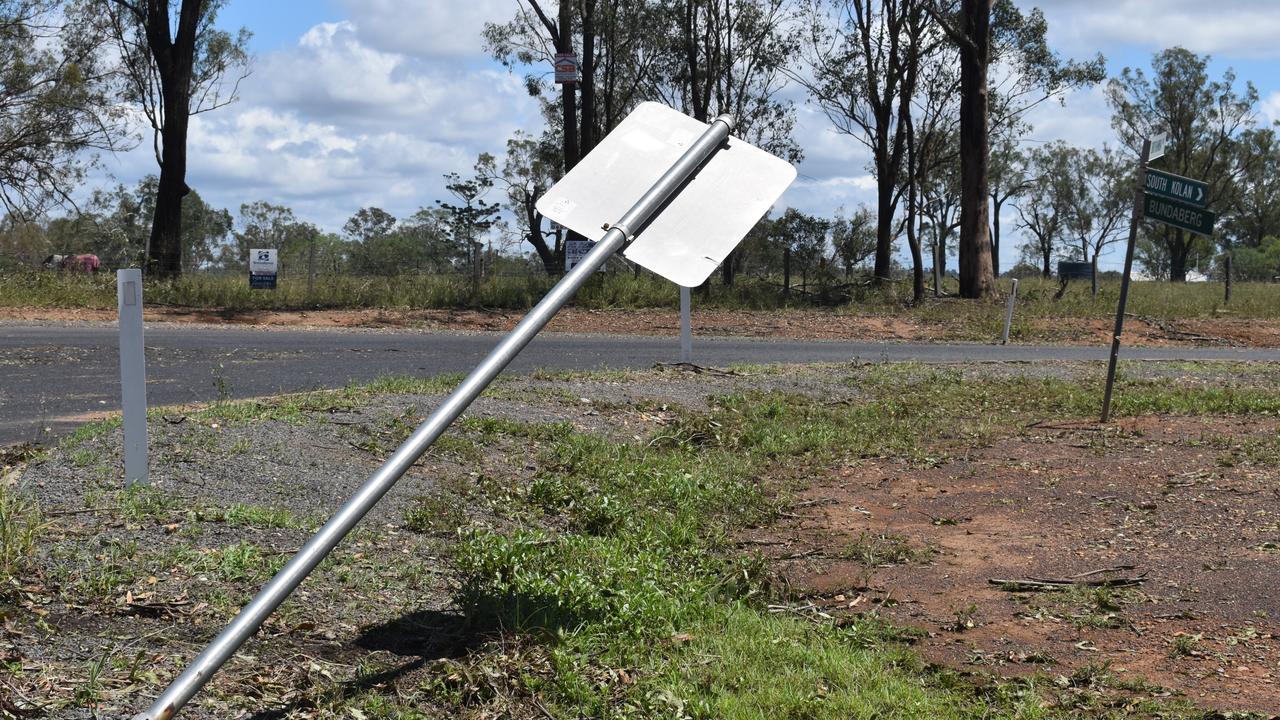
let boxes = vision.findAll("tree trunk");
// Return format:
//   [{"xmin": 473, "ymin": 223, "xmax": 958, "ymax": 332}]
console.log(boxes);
[
  {"xmin": 142, "ymin": 0, "xmax": 202, "ymax": 280},
  {"xmin": 579, "ymin": 0, "xmax": 596, "ymax": 155},
  {"xmin": 783, "ymin": 246, "xmax": 791, "ymax": 300},
  {"xmin": 722, "ymin": 249, "xmax": 736, "ymax": 286},
  {"xmin": 1169, "ymin": 232, "xmax": 1190, "ymax": 281},
  {"xmin": 558, "ymin": 0, "xmax": 579, "ymax": 173},
  {"xmin": 956, "ymin": 0, "xmax": 996, "ymax": 299},
  {"xmin": 990, "ymin": 196, "xmax": 1002, "ymax": 276},
  {"xmin": 874, "ymin": 165, "xmax": 894, "ymax": 283}
]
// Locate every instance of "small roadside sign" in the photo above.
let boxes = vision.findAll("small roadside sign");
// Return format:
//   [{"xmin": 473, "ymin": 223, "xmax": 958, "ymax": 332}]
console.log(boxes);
[
  {"xmin": 564, "ymin": 239, "xmax": 599, "ymax": 273},
  {"xmin": 1143, "ymin": 194, "xmax": 1216, "ymax": 237},
  {"xmin": 554, "ymin": 53, "xmax": 579, "ymax": 83},
  {"xmin": 1149, "ymin": 132, "xmax": 1167, "ymax": 162},
  {"xmin": 1144, "ymin": 168, "xmax": 1207, "ymax": 207},
  {"xmin": 249, "ymin": 248, "xmax": 278, "ymax": 289}
]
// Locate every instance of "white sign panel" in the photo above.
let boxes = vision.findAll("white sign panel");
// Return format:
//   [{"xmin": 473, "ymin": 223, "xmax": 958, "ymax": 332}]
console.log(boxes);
[
  {"xmin": 1149, "ymin": 132, "xmax": 1167, "ymax": 162},
  {"xmin": 554, "ymin": 53, "xmax": 579, "ymax": 83},
  {"xmin": 249, "ymin": 248, "xmax": 278, "ymax": 289},
  {"xmin": 564, "ymin": 239, "xmax": 600, "ymax": 273},
  {"xmin": 536, "ymin": 102, "xmax": 796, "ymax": 288}
]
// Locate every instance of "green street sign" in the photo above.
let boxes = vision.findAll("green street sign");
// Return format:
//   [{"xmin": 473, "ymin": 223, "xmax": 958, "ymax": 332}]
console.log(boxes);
[
  {"xmin": 1144, "ymin": 168, "xmax": 1207, "ymax": 207},
  {"xmin": 1143, "ymin": 193, "xmax": 1216, "ymax": 236}
]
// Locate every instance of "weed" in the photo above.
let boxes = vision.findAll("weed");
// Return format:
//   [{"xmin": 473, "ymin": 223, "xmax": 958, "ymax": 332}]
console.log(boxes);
[
  {"xmin": 0, "ymin": 486, "xmax": 45, "ymax": 590},
  {"xmin": 843, "ymin": 532, "xmax": 930, "ymax": 567},
  {"xmin": 1168, "ymin": 633, "xmax": 1202, "ymax": 658},
  {"xmin": 404, "ymin": 495, "xmax": 466, "ymax": 535}
]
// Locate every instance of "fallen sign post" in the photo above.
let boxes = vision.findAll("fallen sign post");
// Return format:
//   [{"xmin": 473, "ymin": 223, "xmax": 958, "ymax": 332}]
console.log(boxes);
[{"xmin": 130, "ymin": 102, "xmax": 795, "ymax": 720}]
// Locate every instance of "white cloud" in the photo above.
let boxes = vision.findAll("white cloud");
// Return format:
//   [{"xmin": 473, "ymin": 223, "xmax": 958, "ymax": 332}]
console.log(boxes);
[
  {"xmin": 1036, "ymin": 0, "xmax": 1280, "ymax": 58},
  {"xmin": 337, "ymin": 0, "xmax": 517, "ymax": 59},
  {"xmin": 100, "ymin": 15, "xmax": 544, "ymax": 232},
  {"xmin": 1262, "ymin": 92, "xmax": 1280, "ymax": 125}
]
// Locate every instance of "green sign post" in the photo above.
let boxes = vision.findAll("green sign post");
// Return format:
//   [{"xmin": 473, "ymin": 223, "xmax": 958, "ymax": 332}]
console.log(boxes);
[
  {"xmin": 1143, "ymin": 194, "xmax": 1216, "ymax": 236},
  {"xmin": 1144, "ymin": 167, "xmax": 1207, "ymax": 207}
]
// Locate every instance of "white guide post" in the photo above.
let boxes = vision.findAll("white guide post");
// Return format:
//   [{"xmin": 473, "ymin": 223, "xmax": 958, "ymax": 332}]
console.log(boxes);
[
  {"xmin": 679, "ymin": 286, "xmax": 692, "ymax": 363},
  {"xmin": 117, "ymin": 269, "xmax": 148, "ymax": 486},
  {"xmin": 1001, "ymin": 278, "xmax": 1018, "ymax": 345}
]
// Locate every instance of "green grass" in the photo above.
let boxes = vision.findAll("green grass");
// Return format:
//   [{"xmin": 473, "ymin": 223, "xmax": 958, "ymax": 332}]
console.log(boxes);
[
  {"xmin": 4, "ymin": 268, "xmax": 1276, "ymax": 321},
  {"xmin": 0, "ymin": 485, "xmax": 45, "ymax": 593}
]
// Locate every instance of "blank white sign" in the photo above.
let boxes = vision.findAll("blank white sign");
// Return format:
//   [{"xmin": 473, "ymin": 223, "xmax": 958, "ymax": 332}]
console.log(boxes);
[{"xmin": 536, "ymin": 102, "xmax": 796, "ymax": 288}]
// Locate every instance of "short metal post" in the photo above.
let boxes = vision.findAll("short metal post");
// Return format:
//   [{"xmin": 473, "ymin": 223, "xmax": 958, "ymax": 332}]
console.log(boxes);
[
  {"xmin": 679, "ymin": 285, "xmax": 692, "ymax": 363},
  {"xmin": 117, "ymin": 269, "xmax": 148, "ymax": 486},
  {"xmin": 1101, "ymin": 138, "xmax": 1151, "ymax": 423},
  {"xmin": 131, "ymin": 114, "xmax": 737, "ymax": 720},
  {"xmin": 1000, "ymin": 278, "xmax": 1018, "ymax": 345}
]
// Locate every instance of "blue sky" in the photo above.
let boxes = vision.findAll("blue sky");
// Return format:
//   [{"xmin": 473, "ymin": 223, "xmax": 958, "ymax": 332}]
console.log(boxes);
[{"xmin": 90, "ymin": 1, "xmax": 1280, "ymax": 274}]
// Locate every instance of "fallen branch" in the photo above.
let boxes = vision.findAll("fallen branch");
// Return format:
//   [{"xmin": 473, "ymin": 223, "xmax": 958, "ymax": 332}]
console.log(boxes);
[
  {"xmin": 653, "ymin": 362, "xmax": 741, "ymax": 377},
  {"xmin": 1124, "ymin": 313, "xmax": 1229, "ymax": 344},
  {"xmin": 990, "ymin": 572, "xmax": 1146, "ymax": 592}
]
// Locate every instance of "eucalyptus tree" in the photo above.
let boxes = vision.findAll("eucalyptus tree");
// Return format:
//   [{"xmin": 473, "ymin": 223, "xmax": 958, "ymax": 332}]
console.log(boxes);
[
  {"xmin": 1060, "ymin": 145, "xmax": 1129, "ymax": 283},
  {"xmin": 1013, "ymin": 141, "xmax": 1072, "ymax": 277},
  {"xmin": 923, "ymin": 0, "xmax": 1104, "ymax": 298},
  {"xmin": 795, "ymin": 0, "xmax": 917, "ymax": 285},
  {"xmin": 1107, "ymin": 47, "xmax": 1256, "ymax": 281},
  {"xmin": 653, "ymin": 0, "xmax": 802, "ymax": 286},
  {"xmin": 0, "ymin": 1, "xmax": 131, "ymax": 218},
  {"xmin": 101, "ymin": 0, "xmax": 250, "ymax": 278},
  {"xmin": 1221, "ymin": 127, "xmax": 1280, "ymax": 250},
  {"xmin": 477, "ymin": 132, "xmax": 564, "ymax": 276}
]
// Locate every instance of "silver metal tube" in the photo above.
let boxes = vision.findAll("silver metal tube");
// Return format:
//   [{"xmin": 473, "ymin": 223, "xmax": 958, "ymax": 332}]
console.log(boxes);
[{"xmin": 132, "ymin": 113, "xmax": 735, "ymax": 720}]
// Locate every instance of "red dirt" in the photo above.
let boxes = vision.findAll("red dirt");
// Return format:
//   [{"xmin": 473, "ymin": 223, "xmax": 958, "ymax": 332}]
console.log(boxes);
[
  {"xmin": 745, "ymin": 416, "xmax": 1280, "ymax": 714},
  {"xmin": 4, "ymin": 305, "xmax": 1280, "ymax": 346}
]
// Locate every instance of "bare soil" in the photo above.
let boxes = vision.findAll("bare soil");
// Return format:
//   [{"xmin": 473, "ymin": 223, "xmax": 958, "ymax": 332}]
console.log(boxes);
[
  {"xmin": 4, "ymin": 306, "xmax": 1280, "ymax": 347},
  {"xmin": 746, "ymin": 415, "xmax": 1280, "ymax": 715}
]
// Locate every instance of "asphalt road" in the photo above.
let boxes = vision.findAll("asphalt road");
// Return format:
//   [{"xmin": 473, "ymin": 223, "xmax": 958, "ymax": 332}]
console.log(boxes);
[{"xmin": 4, "ymin": 322, "xmax": 1280, "ymax": 447}]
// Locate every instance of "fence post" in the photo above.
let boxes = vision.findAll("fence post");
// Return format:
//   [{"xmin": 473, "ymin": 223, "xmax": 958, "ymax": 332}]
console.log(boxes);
[
  {"xmin": 1224, "ymin": 254, "xmax": 1232, "ymax": 305},
  {"xmin": 1001, "ymin": 278, "xmax": 1019, "ymax": 345}
]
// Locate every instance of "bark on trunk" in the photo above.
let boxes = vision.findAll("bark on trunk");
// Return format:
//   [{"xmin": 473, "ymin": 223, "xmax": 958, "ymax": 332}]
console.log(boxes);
[
  {"xmin": 956, "ymin": 0, "xmax": 996, "ymax": 298},
  {"xmin": 558, "ymin": 0, "xmax": 579, "ymax": 173}
]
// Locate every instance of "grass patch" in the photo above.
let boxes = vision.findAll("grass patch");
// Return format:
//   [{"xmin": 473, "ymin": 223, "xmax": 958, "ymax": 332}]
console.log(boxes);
[
  {"xmin": 0, "ymin": 486, "xmax": 45, "ymax": 593},
  {"xmin": 8, "ymin": 270, "xmax": 1280, "ymax": 321}
]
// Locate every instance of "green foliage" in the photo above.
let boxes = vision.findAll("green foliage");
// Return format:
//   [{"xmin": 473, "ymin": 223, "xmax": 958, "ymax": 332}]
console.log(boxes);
[
  {"xmin": 0, "ymin": 0, "xmax": 131, "ymax": 218},
  {"xmin": 0, "ymin": 485, "xmax": 45, "ymax": 593}
]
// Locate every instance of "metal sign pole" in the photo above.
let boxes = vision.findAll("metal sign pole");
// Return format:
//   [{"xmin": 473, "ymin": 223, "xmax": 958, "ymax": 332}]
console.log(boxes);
[
  {"xmin": 1101, "ymin": 138, "xmax": 1151, "ymax": 423},
  {"xmin": 132, "ymin": 114, "xmax": 736, "ymax": 720},
  {"xmin": 680, "ymin": 286, "xmax": 692, "ymax": 363}
]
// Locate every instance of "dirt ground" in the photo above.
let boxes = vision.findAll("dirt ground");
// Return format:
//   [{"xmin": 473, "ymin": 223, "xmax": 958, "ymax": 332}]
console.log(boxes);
[
  {"xmin": 746, "ymin": 415, "xmax": 1280, "ymax": 715},
  {"xmin": 4, "ymin": 305, "xmax": 1280, "ymax": 347}
]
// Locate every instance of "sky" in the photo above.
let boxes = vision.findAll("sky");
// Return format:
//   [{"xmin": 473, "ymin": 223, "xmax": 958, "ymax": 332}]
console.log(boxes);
[{"xmin": 89, "ymin": 0, "xmax": 1280, "ymax": 274}]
